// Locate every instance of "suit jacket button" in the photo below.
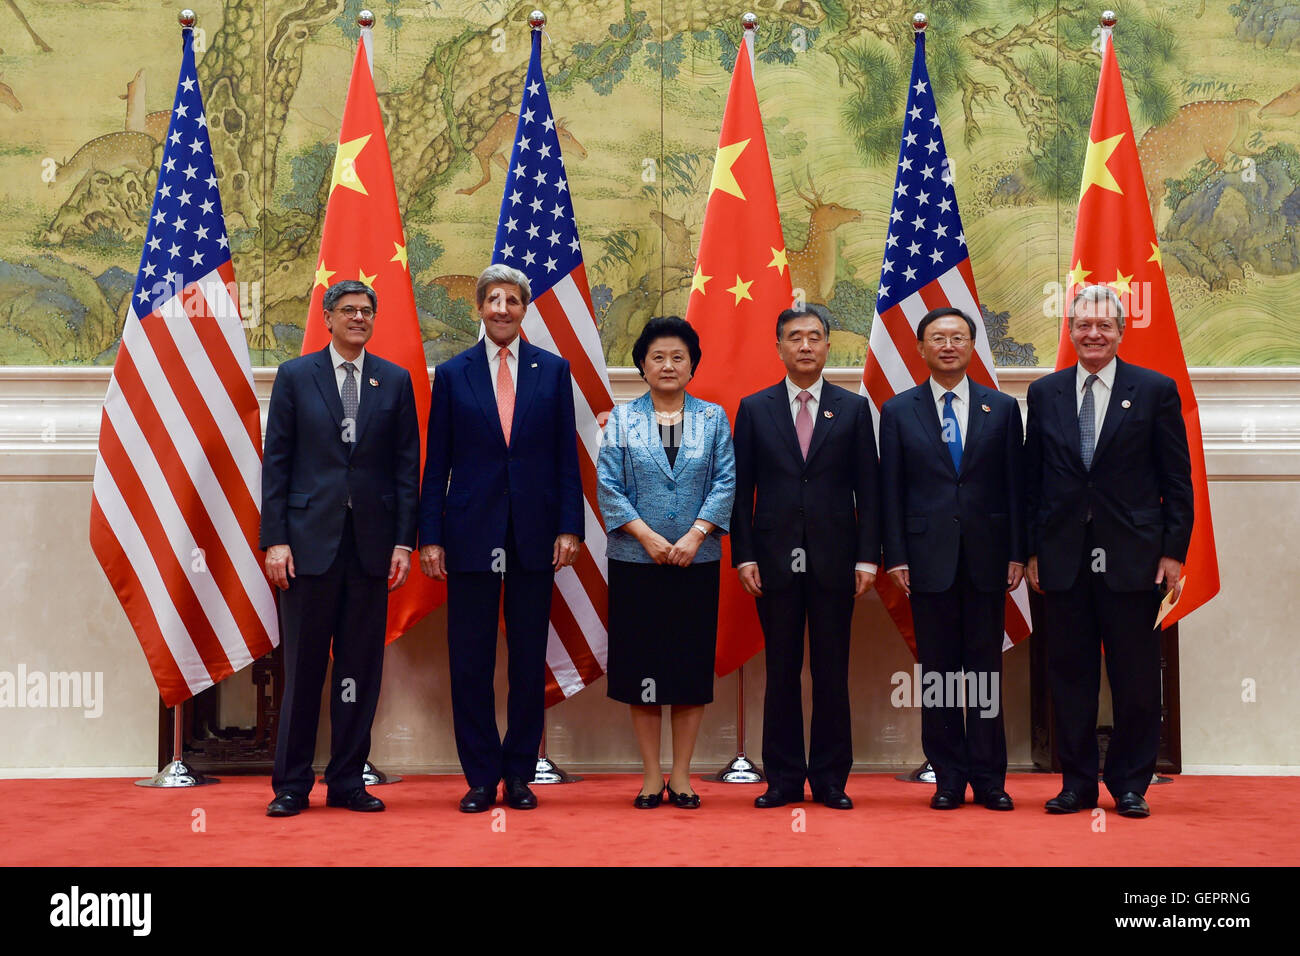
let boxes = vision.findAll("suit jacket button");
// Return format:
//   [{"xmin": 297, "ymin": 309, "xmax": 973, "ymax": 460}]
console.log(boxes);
[
  {"xmin": 667, "ymin": 482, "xmax": 675, "ymax": 491},
  {"xmin": 952, "ymin": 516, "xmax": 959, "ymax": 523},
  {"xmin": 666, "ymin": 511, "xmax": 676, "ymax": 519}
]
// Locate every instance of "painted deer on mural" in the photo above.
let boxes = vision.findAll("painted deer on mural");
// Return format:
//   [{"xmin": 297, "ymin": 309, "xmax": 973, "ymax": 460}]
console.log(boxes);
[
  {"xmin": 786, "ymin": 173, "xmax": 861, "ymax": 307},
  {"xmin": 457, "ymin": 110, "xmax": 588, "ymax": 196}
]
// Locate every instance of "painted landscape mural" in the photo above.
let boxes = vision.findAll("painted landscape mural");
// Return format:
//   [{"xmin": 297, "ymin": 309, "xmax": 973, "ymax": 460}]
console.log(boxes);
[{"xmin": 0, "ymin": 0, "xmax": 1297, "ymax": 368}]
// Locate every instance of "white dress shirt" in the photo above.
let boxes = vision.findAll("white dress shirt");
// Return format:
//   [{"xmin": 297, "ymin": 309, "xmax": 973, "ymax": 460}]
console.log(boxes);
[
  {"xmin": 328, "ymin": 342, "xmax": 411, "ymax": 552},
  {"xmin": 738, "ymin": 376, "xmax": 876, "ymax": 576},
  {"xmin": 486, "ymin": 335, "xmax": 521, "ymax": 398},
  {"xmin": 1076, "ymin": 357, "xmax": 1117, "ymax": 435},
  {"xmin": 929, "ymin": 375, "xmax": 969, "ymax": 448},
  {"xmin": 329, "ymin": 342, "xmax": 365, "ymax": 408},
  {"xmin": 784, "ymin": 375, "xmax": 824, "ymax": 425}
]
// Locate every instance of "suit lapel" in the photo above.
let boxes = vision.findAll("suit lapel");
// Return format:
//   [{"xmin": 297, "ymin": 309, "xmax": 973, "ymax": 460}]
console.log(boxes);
[
  {"xmin": 766, "ymin": 383, "xmax": 804, "ymax": 465},
  {"xmin": 803, "ymin": 384, "xmax": 841, "ymax": 467},
  {"xmin": 674, "ymin": 393, "xmax": 714, "ymax": 478},
  {"xmin": 511, "ymin": 340, "xmax": 542, "ymax": 441},
  {"xmin": 959, "ymin": 381, "xmax": 988, "ymax": 475},
  {"xmin": 629, "ymin": 392, "xmax": 675, "ymax": 481},
  {"xmin": 465, "ymin": 339, "xmax": 506, "ymax": 448},
  {"xmin": 352, "ymin": 355, "xmax": 379, "ymax": 450},
  {"xmin": 912, "ymin": 384, "xmax": 956, "ymax": 477},
  {"xmin": 1090, "ymin": 359, "xmax": 1133, "ymax": 466},
  {"xmin": 310, "ymin": 346, "xmax": 346, "ymax": 429},
  {"xmin": 1055, "ymin": 370, "xmax": 1084, "ymax": 468}
]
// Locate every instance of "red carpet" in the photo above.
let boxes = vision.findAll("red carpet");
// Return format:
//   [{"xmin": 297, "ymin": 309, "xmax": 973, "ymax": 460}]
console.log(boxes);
[{"xmin": 1, "ymin": 773, "xmax": 1295, "ymax": 866}]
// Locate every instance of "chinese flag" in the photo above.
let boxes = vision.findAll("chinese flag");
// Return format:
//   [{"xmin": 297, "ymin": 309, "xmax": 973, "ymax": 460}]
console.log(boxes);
[
  {"xmin": 302, "ymin": 36, "xmax": 445, "ymax": 641},
  {"xmin": 686, "ymin": 31, "xmax": 791, "ymax": 675},
  {"xmin": 1060, "ymin": 28, "xmax": 1220, "ymax": 626}
]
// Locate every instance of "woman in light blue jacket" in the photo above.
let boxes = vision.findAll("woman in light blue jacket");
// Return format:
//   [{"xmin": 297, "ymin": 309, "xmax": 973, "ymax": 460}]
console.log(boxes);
[{"xmin": 597, "ymin": 316, "xmax": 735, "ymax": 809}]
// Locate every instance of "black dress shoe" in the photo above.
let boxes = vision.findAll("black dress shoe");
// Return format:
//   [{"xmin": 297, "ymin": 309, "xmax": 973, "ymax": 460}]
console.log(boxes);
[
  {"xmin": 1044, "ymin": 790, "xmax": 1097, "ymax": 814},
  {"xmin": 979, "ymin": 790, "xmax": 1015, "ymax": 811},
  {"xmin": 266, "ymin": 792, "xmax": 308, "ymax": 817},
  {"xmin": 633, "ymin": 783, "xmax": 665, "ymax": 809},
  {"xmin": 930, "ymin": 789, "xmax": 964, "ymax": 810},
  {"xmin": 459, "ymin": 785, "xmax": 497, "ymax": 813},
  {"xmin": 754, "ymin": 786, "xmax": 804, "ymax": 809},
  {"xmin": 813, "ymin": 788, "xmax": 854, "ymax": 810},
  {"xmin": 666, "ymin": 783, "xmax": 700, "ymax": 809},
  {"xmin": 1115, "ymin": 792, "xmax": 1151, "ymax": 818},
  {"xmin": 503, "ymin": 777, "xmax": 538, "ymax": 810},
  {"xmin": 326, "ymin": 787, "xmax": 385, "ymax": 812}
]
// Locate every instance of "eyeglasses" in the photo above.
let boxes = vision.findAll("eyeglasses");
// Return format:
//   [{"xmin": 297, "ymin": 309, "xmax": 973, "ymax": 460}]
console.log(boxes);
[
  {"xmin": 925, "ymin": 334, "xmax": 970, "ymax": 347},
  {"xmin": 333, "ymin": 305, "xmax": 375, "ymax": 319}
]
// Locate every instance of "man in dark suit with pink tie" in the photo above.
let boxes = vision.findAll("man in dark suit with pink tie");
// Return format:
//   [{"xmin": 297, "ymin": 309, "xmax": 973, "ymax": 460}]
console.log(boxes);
[
  {"xmin": 418, "ymin": 264, "xmax": 583, "ymax": 814},
  {"xmin": 731, "ymin": 308, "xmax": 880, "ymax": 811}
]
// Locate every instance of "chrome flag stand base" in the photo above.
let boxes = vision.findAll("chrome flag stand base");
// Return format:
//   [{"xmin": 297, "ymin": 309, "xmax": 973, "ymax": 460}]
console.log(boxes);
[
  {"xmin": 363, "ymin": 762, "xmax": 401, "ymax": 785},
  {"xmin": 703, "ymin": 666, "xmax": 764, "ymax": 783},
  {"xmin": 896, "ymin": 761, "xmax": 935, "ymax": 784},
  {"xmin": 533, "ymin": 720, "xmax": 582, "ymax": 783},
  {"xmin": 705, "ymin": 751, "xmax": 764, "ymax": 784},
  {"xmin": 135, "ymin": 758, "xmax": 218, "ymax": 788},
  {"xmin": 136, "ymin": 704, "xmax": 218, "ymax": 787}
]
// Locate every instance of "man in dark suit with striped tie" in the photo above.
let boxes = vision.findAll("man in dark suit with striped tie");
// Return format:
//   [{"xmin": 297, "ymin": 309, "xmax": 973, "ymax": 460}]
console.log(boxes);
[
  {"xmin": 1025, "ymin": 284, "xmax": 1193, "ymax": 819},
  {"xmin": 880, "ymin": 307, "xmax": 1025, "ymax": 811},
  {"xmin": 418, "ymin": 264, "xmax": 584, "ymax": 814},
  {"xmin": 261, "ymin": 280, "xmax": 420, "ymax": 816}
]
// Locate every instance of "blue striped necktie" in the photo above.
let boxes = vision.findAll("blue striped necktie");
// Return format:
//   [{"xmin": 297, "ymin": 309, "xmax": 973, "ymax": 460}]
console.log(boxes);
[{"xmin": 1079, "ymin": 373, "xmax": 1099, "ymax": 470}]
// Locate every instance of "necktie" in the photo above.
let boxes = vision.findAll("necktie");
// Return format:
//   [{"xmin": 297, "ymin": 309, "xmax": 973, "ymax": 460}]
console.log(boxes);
[
  {"xmin": 496, "ymin": 347, "xmax": 515, "ymax": 446},
  {"xmin": 1079, "ymin": 373, "xmax": 1099, "ymax": 470},
  {"xmin": 942, "ymin": 391, "xmax": 962, "ymax": 471},
  {"xmin": 795, "ymin": 390, "xmax": 813, "ymax": 460},
  {"xmin": 341, "ymin": 361, "xmax": 358, "ymax": 442}
]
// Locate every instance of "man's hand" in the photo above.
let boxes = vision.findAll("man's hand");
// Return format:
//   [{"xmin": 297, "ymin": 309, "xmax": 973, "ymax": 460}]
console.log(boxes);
[
  {"xmin": 1026, "ymin": 556, "xmax": 1043, "ymax": 594},
  {"xmin": 1007, "ymin": 562, "xmax": 1025, "ymax": 591},
  {"xmin": 553, "ymin": 533, "xmax": 580, "ymax": 570},
  {"xmin": 738, "ymin": 563, "xmax": 763, "ymax": 597},
  {"xmin": 888, "ymin": 567, "xmax": 910, "ymax": 597},
  {"xmin": 265, "ymin": 544, "xmax": 294, "ymax": 590},
  {"xmin": 668, "ymin": 532, "xmax": 703, "ymax": 567},
  {"xmin": 1155, "ymin": 556, "xmax": 1183, "ymax": 598},
  {"xmin": 854, "ymin": 569, "xmax": 876, "ymax": 599},
  {"xmin": 419, "ymin": 544, "xmax": 446, "ymax": 580},
  {"xmin": 388, "ymin": 548, "xmax": 411, "ymax": 591}
]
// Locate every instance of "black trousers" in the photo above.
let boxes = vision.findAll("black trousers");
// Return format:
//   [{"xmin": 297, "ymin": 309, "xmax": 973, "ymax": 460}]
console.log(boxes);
[
  {"xmin": 272, "ymin": 512, "xmax": 387, "ymax": 797},
  {"xmin": 755, "ymin": 574, "xmax": 855, "ymax": 796},
  {"xmin": 1043, "ymin": 526, "xmax": 1162, "ymax": 800},
  {"xmin": 446, "ymin": 524, "xmax": 554, "ymax": 788},
  {"xmin": 909, "ymin": 552, "xmax": 1007, "ymax": 797}
]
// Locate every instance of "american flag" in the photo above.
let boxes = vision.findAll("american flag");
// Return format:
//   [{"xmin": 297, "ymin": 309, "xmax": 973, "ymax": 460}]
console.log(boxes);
[
  {"xmin": 860, "ymin": 27, "xmax": 1031, "ymax": 652},
  {"xmin": 492, "ymin": 27, "xmax": 614, "ymax": 705},
  {"xmin": 89, "ymin": 27, "xmax": 278, "ymax": 707}
]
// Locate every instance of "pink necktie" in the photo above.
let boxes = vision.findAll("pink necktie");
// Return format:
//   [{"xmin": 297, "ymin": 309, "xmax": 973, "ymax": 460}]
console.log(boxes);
[
  {"xmin": 497, "ymin": 347, "xmax": 515, "ymax": 446},
  {"xmin": 795, "ymin": 390, "xmax": 813, "ymax": 460}
]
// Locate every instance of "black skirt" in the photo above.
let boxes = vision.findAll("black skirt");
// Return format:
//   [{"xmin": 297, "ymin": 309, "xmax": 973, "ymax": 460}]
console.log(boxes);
[{"xmin": 606, "ymin": 559, "xmax": 720, "ymax": 706}]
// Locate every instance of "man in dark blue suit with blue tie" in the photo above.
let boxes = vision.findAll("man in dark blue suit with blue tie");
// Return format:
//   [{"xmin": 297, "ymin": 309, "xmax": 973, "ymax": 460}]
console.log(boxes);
[
  {"xmin": 261, "ymin": 280, "xmax": 420, "ymax": 817},
  {"xmin": 418, "ymin": 264, "xmax": 583, "ymax": 813},
  {"xmin": 880, "ymin": 306, "xmax": 1025, "ymax": 811}
]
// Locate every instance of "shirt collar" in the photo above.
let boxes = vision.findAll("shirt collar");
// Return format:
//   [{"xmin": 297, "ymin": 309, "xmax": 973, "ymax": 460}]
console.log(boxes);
[
  {"xmin": 785, "ymin": 376, "xmax": 824, "ymax": 405},
  {"xmin": 485, "ymin": 335, "xmax": 521, "ymax": 363},
  {"xmin": 929, "ymin": 376, "xmax": 969, "ymax": 406},
  {"xmin": 1077, "ymin": 357, "xmax": 1117, "ymax": 392},
  {"xmin": 329, "ymin": 342, "xmax": 365, "ymax": 373}
]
